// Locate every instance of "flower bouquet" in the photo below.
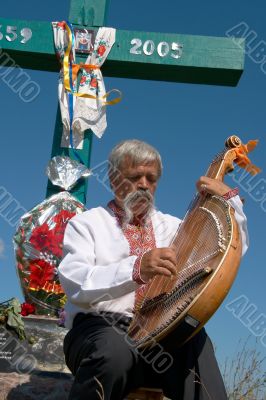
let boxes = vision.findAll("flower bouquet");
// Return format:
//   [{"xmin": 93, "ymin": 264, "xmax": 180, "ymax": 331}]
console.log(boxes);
[{"xmin": 13, "ymin": 157, "xmax": 90, "ymax": 316}]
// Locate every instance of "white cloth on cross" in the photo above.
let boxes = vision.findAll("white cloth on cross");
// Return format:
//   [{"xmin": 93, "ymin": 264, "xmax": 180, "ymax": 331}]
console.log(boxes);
[{"xmin": 52, "ymin": 22, "xmax": 116, "ymax": 148}]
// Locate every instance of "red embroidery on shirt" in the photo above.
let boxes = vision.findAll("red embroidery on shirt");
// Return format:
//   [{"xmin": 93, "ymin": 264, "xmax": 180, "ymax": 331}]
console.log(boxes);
[
  {"xmin": 132, "ymin": 255, "xmax": 146, "ymax": 285},
  {"xmin": 222, "ymin": 187, "xmax": 239, "ymax": 201},
  {"xmin": 108, "ymin": 200, "xmax": 156, "ymax": 306}
]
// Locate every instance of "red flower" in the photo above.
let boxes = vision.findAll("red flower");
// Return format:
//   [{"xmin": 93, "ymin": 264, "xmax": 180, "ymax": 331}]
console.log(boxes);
[
  {"xmin": 97, "ymin": 45, "xmax": 106, "ymax": 56},
  {"xmin": 53, "ymin": 210, "xmax": 76, "ymax": 228},
  {"xmin": 90, "ymin": 78, "xmax": 98, "ymax": 88},
  {"xmin": 29, "ymin": 223, "xmax": 51, "ymax": 250},
  {"xmin": 20, "ymin": 227, "xmax": 25, "ymax": 239},
  {"xmin": 80, "ymin": 75, "xmax": 87, "ymax": 85},
  {"xmin": 20, "ymin": 302, "xmax": 36, "ymax": 317},
  {"xmin": 57, "ymin": 22, "xmax": 66, "ymax": 29},
  {"xmin": 17, "ymin": 262, "xmax": 24, "ymax": 271},
  {"xmin": 29, "ymin": 259, "xmax": 55, "ymax": 288},
  {"xmin": 50, "ymin": 231, "xmax": 64, "ymax": 258},
  {"xmin": 16, "ymin": 247, "xmax": 24, "ymax": 260},
  {"xmin": 29, "ymin": 223, "xmax": 64, "ymax": 258}
]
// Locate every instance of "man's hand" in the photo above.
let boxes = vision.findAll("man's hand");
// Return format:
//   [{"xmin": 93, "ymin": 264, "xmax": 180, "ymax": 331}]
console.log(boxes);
[
  {"xmin": 196, "ymin": 176, "xmax": 231, "ymax": 196},
  {"xmin": 140, "ymin": 247, "xmax": 177, "ymax": 282}
]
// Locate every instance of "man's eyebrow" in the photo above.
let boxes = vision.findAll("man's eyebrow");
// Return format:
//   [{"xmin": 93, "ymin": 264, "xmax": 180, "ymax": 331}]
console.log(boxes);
[
  {"xmin": 125, "ymin": 174, "xmax": 141, "ymax": 179},
  {"xmin": 147, "ymin": 172, "xmax": 159, "ymax": 177},
  {"xmin": 127, "ymin": 172, "xmax": 157, "ymax": 177}
]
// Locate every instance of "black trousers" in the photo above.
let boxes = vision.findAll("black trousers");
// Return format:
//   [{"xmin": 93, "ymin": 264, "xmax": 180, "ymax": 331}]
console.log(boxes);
[{"xmin": 63, "ymin": 312, "xmax": 227, "ymax": 400}]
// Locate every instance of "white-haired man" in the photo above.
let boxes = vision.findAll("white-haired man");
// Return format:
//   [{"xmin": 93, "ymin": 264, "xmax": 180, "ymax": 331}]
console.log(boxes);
[{"xmin": 59, "ymin": 139, "xmax": 248, "ymax": 400}]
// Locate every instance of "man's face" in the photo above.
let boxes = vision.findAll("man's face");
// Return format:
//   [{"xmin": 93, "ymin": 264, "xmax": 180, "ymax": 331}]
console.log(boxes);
[{"xmin": 111, "ymin": 157, "xmax": 160, "ymax": 218}]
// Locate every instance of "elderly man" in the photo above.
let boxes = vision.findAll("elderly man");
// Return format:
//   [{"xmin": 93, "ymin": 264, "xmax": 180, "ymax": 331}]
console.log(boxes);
[{"xmin": 59, "ymin": 139, "xmax": 248, "ymax": 400}]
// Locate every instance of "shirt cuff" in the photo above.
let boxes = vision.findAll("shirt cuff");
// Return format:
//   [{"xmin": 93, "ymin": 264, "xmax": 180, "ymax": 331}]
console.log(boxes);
[
  {"xmin": 132, "ymin": 255, "xmax": 148, "ymax": 285},
  {"xmin": 222, "ymin": 187, "xmax": 239, "ymax": 201}
]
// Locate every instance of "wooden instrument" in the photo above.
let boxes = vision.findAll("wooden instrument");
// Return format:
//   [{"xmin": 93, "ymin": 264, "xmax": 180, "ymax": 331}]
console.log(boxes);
[{"xmin": 129, "ymin": 135, "xmax": 260, "ymax": 348}]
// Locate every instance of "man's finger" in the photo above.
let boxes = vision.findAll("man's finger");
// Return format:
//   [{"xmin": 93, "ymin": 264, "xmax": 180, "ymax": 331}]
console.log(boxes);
[
  {"xmin": 158, "ymin": 259, "xmax": 177, "ymax": 276},
  {"xmin": 153, "ymin": 266, "xmax": 173, "ymax": 277},
  {"xmin": 160, "ymin": 252, "xmax": 177, "ymax": 266}
]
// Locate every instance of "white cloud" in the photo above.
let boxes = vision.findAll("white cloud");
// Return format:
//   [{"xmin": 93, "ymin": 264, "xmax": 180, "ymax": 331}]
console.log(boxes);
[{"xmin": 0, "ymin": 239, "xmax": 5, "ymax": 257}]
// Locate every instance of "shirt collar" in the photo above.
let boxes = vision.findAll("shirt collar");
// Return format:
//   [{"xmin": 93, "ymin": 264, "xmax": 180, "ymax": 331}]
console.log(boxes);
[{"xmin": 107, "ymin": 199, "xmax": 152, "ymax": 227}]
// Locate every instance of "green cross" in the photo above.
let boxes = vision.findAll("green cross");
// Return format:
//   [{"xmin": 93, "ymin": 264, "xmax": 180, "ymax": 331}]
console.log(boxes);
[{"xmin": 0, "ymin": 0, "xmax": 245, "ymax": 204}]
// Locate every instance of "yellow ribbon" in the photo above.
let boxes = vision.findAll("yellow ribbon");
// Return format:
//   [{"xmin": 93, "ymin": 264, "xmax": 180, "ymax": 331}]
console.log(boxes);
[{"xmin": 63, "ymin": 23, "xmax": 122, "ymax": 106}]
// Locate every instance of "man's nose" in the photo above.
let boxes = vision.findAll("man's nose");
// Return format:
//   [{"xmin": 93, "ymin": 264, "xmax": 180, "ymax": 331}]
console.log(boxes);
[{"xmin": 137, "ymin": 176, "xmax": 149, "ymax": 189}]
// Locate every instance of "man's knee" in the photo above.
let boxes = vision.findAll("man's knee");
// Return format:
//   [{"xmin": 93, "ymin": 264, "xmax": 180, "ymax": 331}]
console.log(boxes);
[{"xmin": 93, "ymin": 337, "xmax": 135, "ymax": 374}]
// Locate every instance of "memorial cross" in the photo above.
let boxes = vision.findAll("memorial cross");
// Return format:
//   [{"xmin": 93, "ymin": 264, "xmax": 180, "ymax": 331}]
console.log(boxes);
[{"xmin": 0, "ymin": 0, "xmax": 245, "ymax": 203}]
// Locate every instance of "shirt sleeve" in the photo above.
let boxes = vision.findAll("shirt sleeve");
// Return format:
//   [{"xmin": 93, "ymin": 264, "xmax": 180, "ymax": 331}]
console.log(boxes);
[
  {"xmin": 227, "ymin": 195, "xmax": 249, "ymax": 256},
  {"xmin": 58, "ymin": 217, "xmax": 138, "ymax": 309}
]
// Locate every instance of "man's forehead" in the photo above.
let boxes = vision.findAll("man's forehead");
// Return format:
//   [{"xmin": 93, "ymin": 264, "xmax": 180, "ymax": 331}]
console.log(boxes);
[{"xmin": 119, "ymin": 156, "xmax": 159, "ymax": 172}]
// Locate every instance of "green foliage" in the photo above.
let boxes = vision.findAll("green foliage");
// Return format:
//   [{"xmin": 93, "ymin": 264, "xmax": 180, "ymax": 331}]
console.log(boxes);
[{"xmin": 0, "ymin": 298, "xmax": 26, "ymax": 340}]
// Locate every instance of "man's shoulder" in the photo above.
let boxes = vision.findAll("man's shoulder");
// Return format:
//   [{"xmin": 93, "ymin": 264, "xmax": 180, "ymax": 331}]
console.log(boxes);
[
  {"xmin": 152, "ymin": 209, "xmax": 182, "ymax": 225},
  {"xmin": 151, "ymin": 209, "xmax": 182, "ymax": 233},
  {"xmin": 151, "ymin": 209, "xmax": 182, "ymax": 244},
  {"xmin": 67, "ymin": 205, "xmax": 112, "ymax": 227}
]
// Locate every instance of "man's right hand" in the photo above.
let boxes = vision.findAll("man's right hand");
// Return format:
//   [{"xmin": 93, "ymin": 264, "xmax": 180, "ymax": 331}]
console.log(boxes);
[{"xmin": 140, "ymin": 247, "xmax": 177, "ymax": 282}]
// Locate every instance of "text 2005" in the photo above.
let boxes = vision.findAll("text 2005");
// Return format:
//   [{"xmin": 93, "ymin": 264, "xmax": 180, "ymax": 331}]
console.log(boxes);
[{"xmin": 130, "ymin": 38, "xmax": 183, "ymax": 59}]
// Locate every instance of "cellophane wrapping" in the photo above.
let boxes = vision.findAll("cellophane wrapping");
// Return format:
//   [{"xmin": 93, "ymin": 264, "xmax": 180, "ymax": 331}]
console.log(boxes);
[{"xmin": 13, "ymin": 157, "xmax": 89, "ymax": 316}]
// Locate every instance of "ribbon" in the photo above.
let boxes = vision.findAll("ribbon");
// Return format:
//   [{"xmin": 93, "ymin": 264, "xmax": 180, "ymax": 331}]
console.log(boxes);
[
  {"xmin": 234, "ymin": 139, "xmax": 261, "ymax": 175},
  {"xmin": 71, "ymin": 63, "xmax": 99, "ymax": 82},
  {"xmin": 68, "ymin": 91, "xmax": 85, "ymax": 164},
  {"xmin": 63, "ymin": 21, "xmax": 122, "ymax": 106},
  {"xmin": 62, "ymin": 21, "xmax": 88, "ymax": 164}
]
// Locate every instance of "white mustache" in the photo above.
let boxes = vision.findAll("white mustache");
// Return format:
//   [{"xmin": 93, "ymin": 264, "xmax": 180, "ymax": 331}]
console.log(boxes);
[
  {"xmin": 122, "ymin": 190, "xmax": 154, "ymax": 226},
  {"xmin": 124, "ymin": 189, "xmax": 153, "ymax": 207}
]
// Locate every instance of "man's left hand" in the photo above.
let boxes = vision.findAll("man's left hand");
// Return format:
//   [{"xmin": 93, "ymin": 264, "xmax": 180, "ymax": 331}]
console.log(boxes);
[{"xmin": 196, "ymin": 176, "xmax": 231, "ymax": 196}]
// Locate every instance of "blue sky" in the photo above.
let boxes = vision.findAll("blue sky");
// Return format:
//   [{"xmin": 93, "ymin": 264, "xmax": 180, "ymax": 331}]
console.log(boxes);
[{"xmin": 0, "ymin": 0, "xmax": 265, "ymax": 371}]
